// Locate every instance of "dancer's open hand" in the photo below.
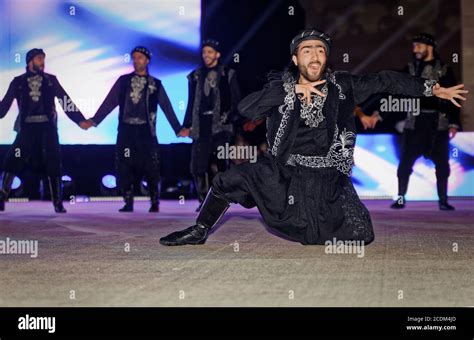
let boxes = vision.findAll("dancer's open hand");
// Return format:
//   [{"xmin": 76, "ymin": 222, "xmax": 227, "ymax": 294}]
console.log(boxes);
[
  {"xmin": 449, "ymin": 127, "xmax": 458, "ymax": 139},
  {"xmin": 360, "ymin": 113, "xmax": 380, "ymax": 130},
  {"xmin": 295, "ymin": 79, "xmax": 326, "ymax": 104},
  {"xmin": 433, "ymin": 83, "xmax": 468, "ymax": 108}
]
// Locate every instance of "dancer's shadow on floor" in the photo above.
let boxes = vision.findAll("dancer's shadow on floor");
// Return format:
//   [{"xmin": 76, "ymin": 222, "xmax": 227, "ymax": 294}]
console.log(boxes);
[{"xmin": 211, "ymin": 212, "xmax": 299, "ymax": 244}]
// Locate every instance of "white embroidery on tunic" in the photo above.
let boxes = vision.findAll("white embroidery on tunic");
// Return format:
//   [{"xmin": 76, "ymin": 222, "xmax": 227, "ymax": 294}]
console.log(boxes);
[
  {"xmin": 299, "ymin": 83, "xmax": 328, "ymax": 128},
  {"xmin": 148, "ymin": 78, "xmax": 157, "ymax": 94},
  {"xmin": 27, "ymin": 75, "xmax": 43, "ymax": 102},
  {"xmin": 204, "ymin": 70, "xmax": 218, "ymax": 97},
  {"xmin": 150, "ymin": 111, "xmax": 156, "ymax": 125},
  {"xmin": 130, "ymin": 76, "xmax": 147, "ymax": 104},
  {"xmin": 327, "ymin": 73, "xmax": 346, "ymax": 100},
  {"xmin": 271, "ymin": 77, "xmax": 296, "ymax": 156},
  {"xmin": 286, "ymin": 126, "xmax": 355, "ymax": 177},
  {"xmin": 272, "ymin": 72, "xmax": 355, "ymax": 176}
]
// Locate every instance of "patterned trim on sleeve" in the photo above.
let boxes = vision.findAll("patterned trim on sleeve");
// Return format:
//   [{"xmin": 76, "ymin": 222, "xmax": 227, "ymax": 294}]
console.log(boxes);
[
  {"xmin": 423, "ymin": 79, "xmax": 437, "ymax": 97},
  {"xmin": 271, "ymin": 75, "xmax": 296, "ymax": 156}
]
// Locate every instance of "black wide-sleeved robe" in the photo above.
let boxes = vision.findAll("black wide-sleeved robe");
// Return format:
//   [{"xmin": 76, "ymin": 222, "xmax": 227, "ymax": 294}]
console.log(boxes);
[{"xmin": 212, "ymin": 70, "xmax": 436, "ymax": 245}]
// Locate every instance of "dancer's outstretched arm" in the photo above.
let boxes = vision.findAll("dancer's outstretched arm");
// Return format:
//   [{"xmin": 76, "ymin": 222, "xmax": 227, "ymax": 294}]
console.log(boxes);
[
  {"xmin": 0, "ymin": 78, "xmax": 17, "ymax": 119},
  {"xmin": 89, "ymin": 78, "xmax": 121, "ymax": 127},
  {"xmin": 351, "ymin": 70, "xmax": 468, "ymax": 107},
  {"xmin": 182, "ymin": 78, "xmax": 195, "ymax": 129},
  {"xmin": 52, "ymin": 76, "xmax": 88, "ymax": 128},
  {"xmin": 157, "ymin": 82, "xmax": 182, "ymax": 136},
  {"xmin": 237, "ymin": 79, "xmax": 286, "ymax": 121}
]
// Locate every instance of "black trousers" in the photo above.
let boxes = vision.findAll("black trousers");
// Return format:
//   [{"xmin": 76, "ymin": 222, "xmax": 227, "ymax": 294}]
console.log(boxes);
[
  {"xmin": 190, "ymin": 131, "xmax": 231, "ymax": 176},
  {"xmin": 3, "ymin": 122, "xmax": 62, "ymax": 177},
  {"xmin": 397, "ymin": 129, "xmax": 450, "ymax": 195},
  {"xmin": 115, "ymin": 124, "xmax": 160, "ymax": 192},
  {"xmin": 212, "ymin": 153, "xmax": 374, "ymax": 245}
]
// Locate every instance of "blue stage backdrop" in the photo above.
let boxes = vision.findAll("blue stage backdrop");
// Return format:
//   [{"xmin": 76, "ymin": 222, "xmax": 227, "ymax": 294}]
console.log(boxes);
[
  {"xmin": 0, "ymin": 0, "xmax": 200, "ymax": 144},
  {"xmin": 353, "ymin": 133, "xmax": 474, "ymax": 199}
]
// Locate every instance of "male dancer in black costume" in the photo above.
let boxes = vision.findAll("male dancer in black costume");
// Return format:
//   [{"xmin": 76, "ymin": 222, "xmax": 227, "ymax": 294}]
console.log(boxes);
[
  {"xmin": 391, "ymin": 33, "xmax": 461, "ymax": 211},
  {"xmin": 0, "ymin": 48, "xmax": 89, "ymax": 213},
  {"xmin": 180, "ymin": 39, "xmax": 241, "ymax": 211},
  {"xmin": 86, "ymin": 46, "xmax": 185, "ymax": 213},
  {"xmin": 159, "ymin": 29, "xmax": 467, "ymax": 246}
]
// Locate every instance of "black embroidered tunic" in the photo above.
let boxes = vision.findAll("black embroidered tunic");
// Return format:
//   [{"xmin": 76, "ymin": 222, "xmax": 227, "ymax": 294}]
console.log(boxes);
[
  {"xmin": 0, "ymin": 71, "xmax": 86, "ymax": 177},
  {"xmin": 89, "ymin": 72, "xmax": 182, "ymax": 191}
]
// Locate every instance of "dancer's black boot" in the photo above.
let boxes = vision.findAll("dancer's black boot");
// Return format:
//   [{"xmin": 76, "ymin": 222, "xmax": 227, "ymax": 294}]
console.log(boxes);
[
  {"xmin": 390, "ymin": 176, "xmax": 409, "ymax": 209},
  {"xmin": 119, "ymin": 187, "xmax": 134, "ymax": 212},
  {"xmin": 437, "ymin": 177, "xmax": 455, "ymax": 211},
  {"xmin": 160, "ymin": 188, "xmax": 230, "ymax": 246},
  {"xmin": 0, "ymin": 172, "xmax": 15, "ymax": 212},
  {"xmin": 149, "ymin": 181, "xmax": 160, "ymax": 213},
  {"xmin": 48, "ymin": 177, "xmax": 67, "ymax": 213}
]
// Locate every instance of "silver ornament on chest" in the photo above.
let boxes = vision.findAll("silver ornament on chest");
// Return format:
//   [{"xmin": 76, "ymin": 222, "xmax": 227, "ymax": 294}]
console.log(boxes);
[
  {"xmin": 298, "ymin": 83, "xmax": 328, "ymax": 128},
  {"xmin": 204, "ymin": 70, "xmax": 218, "ymax": 97},
  {"xmin": 130, "ymin": 76, "xmax": 147, "ymax": 104},
  {"xmin": 28, "ymin": 75, "xmax": 43, "ymax": 102}
]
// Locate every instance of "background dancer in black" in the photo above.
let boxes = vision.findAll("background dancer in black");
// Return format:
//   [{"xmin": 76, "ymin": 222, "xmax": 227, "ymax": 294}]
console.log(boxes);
[
  {"xmin": 0, "ymin": 48, "xmax": 89, "ymax": 213},
  {"xmin": 180, "ymin": 39, "xmax": 241, "ymax": 212},
  {"xmin": 391, "ymin": 33, "xmax": 462, "ymax": 211},
  {"xmin": 87, "ymin": 46, "xmax": 186, "ymax": 213},
  {"xmin": 160, "ymin": 29, "xmax": 468, "ymax": 247}
]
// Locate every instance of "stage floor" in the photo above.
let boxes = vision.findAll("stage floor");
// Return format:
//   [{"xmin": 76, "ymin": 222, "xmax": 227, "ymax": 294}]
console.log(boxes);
[{"xmin": 0, "ymin": 199, "xmax": 473, "ymax": 307}]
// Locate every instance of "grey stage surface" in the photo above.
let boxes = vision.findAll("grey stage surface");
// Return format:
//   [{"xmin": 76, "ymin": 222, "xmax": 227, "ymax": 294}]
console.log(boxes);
[{"xmin": 0, "ymin": 199, "xmax": 473, "ymax": 307}]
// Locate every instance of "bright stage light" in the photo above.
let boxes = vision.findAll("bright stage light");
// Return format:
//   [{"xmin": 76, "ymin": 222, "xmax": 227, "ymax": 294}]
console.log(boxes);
[
  {"xmin": 11, "ymin": 176, "xmax": 22, "ymax": 190},
  {"xmin": 102, "ymin": 175, "xmax": 117, "ymax": 189}
]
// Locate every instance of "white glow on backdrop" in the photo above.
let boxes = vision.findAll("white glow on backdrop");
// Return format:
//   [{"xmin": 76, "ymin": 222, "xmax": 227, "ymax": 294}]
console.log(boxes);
[
  {"xmin": 79, "ymin": 0, "xmax": 201, "ymax": 47},
  {"xmin": 353, "ymin": 134, "xmax": 474, "ymax": 199}
]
